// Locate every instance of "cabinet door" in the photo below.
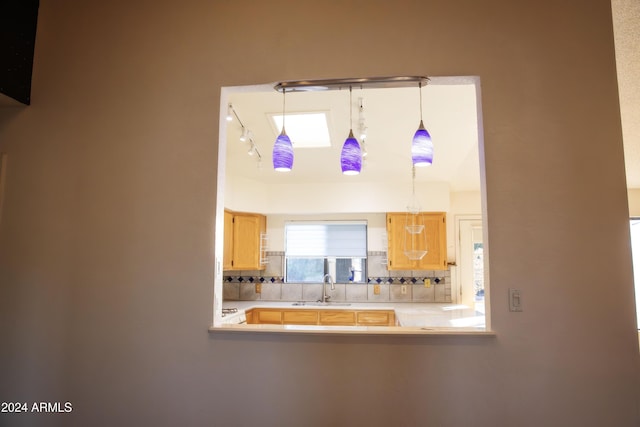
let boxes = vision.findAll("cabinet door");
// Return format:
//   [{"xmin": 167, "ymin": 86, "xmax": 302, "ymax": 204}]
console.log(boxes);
[
  {"xmin": 283, "ymin": 310, "xmax": 318, "ymax": 325},
  {"xmin": 387, "ymin": 213, "xmax": 414, "ymax": 270},
  {"xmin": 255, "ymin": 309, "xmax": 282, "ymax": 324},
  {"xmin": 387, "ymin": 212, "xmax": 447, "ymax": 270},
  {"xmin": 319, "ymin": 310, "xmax": 356, "ymax": 326},
  {"xmin": 356, "ymin": 310, "xmax": 394, "ymax": 326},
  {"xmin": 416, "ymin": 212, "xmax": 447, "ymax": 270},
  {"xmin": 231, "ymin": 213, "xmax": 267, "ymax": 270},
  {"xmin": 223, "ymin": 210, "xmax": 234, "ymax": 270}
]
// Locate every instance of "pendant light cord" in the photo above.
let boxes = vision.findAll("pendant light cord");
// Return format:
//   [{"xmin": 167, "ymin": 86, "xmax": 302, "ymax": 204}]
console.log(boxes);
[
  {"xmin": 407, "ymin": 165, "xmax": 420, "ymax": 214},
  {"xmin": 412, "ymin": 165, "xmax": 416, "ymax": 198},
  {"xmin": 349, "ymin": 86, "xmax": 353, "ymax": 130},
  {"xmin": 419, "ymin": 82, "xmax": 423, "ymax": 122},
  {"xmin": 282, "ymin": 89, "xmax": 286, "ymax": 134}
]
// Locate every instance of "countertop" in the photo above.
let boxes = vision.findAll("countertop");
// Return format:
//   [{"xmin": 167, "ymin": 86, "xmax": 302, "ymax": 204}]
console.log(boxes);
[{"xmin": 213, "ymin": 301, "xmax": 494, "ymax": 336}]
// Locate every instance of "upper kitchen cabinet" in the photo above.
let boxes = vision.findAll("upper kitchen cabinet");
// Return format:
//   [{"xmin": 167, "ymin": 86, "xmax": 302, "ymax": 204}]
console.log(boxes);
[
  {"xmin": 224, "ymin": 209, "xmax": 267, "ymax": 271},
  {"xmin": 386, "ymin": 212, "xmax": 447, "ymax": 271}
]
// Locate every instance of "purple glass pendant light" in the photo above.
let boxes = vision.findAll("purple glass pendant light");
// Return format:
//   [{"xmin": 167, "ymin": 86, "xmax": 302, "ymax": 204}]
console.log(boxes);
[
  {"xmin": 340, "ymin": 86, "xmax": 362, "ymax": 175},
  {"xmin": 412, "ymin": 82, "xmax": 433, "ymax": 167},
  {"xmin": 273, "ymin": 89, "xmax": 294, "ymax": 172}
]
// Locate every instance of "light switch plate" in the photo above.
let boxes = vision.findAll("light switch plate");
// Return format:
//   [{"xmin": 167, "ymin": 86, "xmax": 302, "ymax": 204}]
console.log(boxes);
[
  {"xmin": 424, "ymin": 278, "xmax": 431, "ymax": 288},
  {"xmin": 509, "ymin": 288, "xmax": 522, "ymax": 312}
]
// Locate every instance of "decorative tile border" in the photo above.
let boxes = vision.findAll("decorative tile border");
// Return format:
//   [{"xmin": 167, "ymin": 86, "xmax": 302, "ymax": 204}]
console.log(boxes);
[
  {"xmin": 224, "ymin": 275, "xmax": 447, "ymax": 285},
  {"xmin": 225, "ymin": 276, "xmax": 284, "ymax": 283},
  {"xmin": 223, "ymin": 274, "xmax": 451, "ymax": 303},
  {"xmin": 367, "ymin": 276, "xmax": 446, "ymax": 284},
  {"xmin": 222, "ymin": 253, "xmax": 452, "ymax": 303}
]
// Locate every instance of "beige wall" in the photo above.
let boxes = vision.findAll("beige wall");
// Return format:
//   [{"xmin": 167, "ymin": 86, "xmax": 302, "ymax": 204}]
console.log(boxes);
[
  {"xmin": 1, "ymin": 1, "xmax": 639, "ymax": 426},
  {"xmin": 228, "ymin": 179, "xmax": 452, "ymax": 214},
  {"xmin": 628, "ymin": 188, "xmax": 640, "ymax": 216}
]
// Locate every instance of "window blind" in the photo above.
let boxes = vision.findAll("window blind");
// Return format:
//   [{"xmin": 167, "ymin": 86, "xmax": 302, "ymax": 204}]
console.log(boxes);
[{"xmin": 285, "ymin": 222, "xmax": 367, "ymax": 257}]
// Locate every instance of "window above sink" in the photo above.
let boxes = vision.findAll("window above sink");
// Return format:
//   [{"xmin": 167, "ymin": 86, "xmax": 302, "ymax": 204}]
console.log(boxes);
[{"xmin": 284, "ymin": 221, "xmax": 367, "ymax": 283}]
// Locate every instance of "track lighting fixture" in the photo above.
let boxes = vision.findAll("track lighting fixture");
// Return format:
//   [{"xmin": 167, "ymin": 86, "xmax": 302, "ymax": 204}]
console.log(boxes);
[
  {"xmin": 226, "ymin": 104, "xmax": 234, "ymax": 122},
  {"xmin": 227, "ymin": 103, "xmax": 262, "ymax": 164}
]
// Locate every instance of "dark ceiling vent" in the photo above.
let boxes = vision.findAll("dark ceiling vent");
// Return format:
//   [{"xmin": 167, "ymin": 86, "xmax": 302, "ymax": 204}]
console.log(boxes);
[{"xmin": 0, "ymin": 0, "xmax": 39, "ymax": 105}]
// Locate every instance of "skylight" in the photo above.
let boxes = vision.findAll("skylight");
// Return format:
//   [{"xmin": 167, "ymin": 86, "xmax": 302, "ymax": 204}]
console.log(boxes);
[{"xmin": 269, "ymin": 112, "xmax": 331, "ymax": 148}]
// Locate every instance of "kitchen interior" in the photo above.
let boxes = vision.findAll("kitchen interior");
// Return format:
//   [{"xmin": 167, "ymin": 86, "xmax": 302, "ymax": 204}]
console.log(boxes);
[{"xmin": 214, "ymin": 76, "xmax": 489, "ymax": 333}]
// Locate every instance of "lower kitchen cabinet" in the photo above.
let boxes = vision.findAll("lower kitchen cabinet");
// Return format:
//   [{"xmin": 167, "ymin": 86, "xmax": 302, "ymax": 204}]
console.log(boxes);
[
  {"xmin": 356, "ymin": 310, "xmax": 394, "ymax": 325},
  {"xmin": 283, "ymin": 310, "xmax": 319, "ymax": 325},
  {"xmin": 319, "ymin": 310, "xmax": 356, "ymax": 326},
  {"xmin": 246, "ymin": 308, "xmax": 396, "ymax": 326},
  {"xmin": 254, "ymin": 309, "xmax": 281, "ymax": 324}
]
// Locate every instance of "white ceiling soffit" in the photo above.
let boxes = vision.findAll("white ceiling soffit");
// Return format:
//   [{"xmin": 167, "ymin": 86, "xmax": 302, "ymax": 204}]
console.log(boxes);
[{"xmin": 225, "ymin": 76, "xmax": 481, "ymax": 191}]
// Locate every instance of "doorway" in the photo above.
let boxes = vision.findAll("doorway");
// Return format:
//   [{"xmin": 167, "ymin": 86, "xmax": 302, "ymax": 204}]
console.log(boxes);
[{"xmin": 458, "ymin": 217, "xmax": 484, "ymax": 313}]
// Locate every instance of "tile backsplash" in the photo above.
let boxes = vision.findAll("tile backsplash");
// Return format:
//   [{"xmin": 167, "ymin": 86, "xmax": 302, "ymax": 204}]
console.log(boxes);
[{"xmin": 223, "ymin": 251, "xmax": 452, "ymax": 303}]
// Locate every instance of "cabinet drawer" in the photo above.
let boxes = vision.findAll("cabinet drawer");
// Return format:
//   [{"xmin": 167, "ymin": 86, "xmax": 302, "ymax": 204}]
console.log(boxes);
[
  {"xmin": 283, "ymin": 311, "xmax": 318, "ymax": 325},
  {"xmin": 357, "ymin": 310, "xmax": 395, "ymax": 326},
  {"xmin": 320, "ymin": 311, "xmax": 356, "ymax": 325},
  {"xmin": 256, "ymin": 310, "xmax": 282, "ymax": 324}
]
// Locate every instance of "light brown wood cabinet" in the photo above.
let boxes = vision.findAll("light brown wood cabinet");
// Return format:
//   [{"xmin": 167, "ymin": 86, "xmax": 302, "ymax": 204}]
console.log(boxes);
[
  {"xmin": 282, "ymin": 310, "xmax": 318, "ymax": 325},
  {"xmin": 223, "ymin": 209, "xmax": 267, "ymax": 271},
  {"xmin": 356, "ymin": 310, "xmax": 394, "ymax": 325},
  {"xmin": 319, "ymin": 310, "xmax": 356, "ymax": 325},
  {"xmin": 246, "ymin": 308, "xmax": 396, "ymax": 326},
  {"xmin": 386, "ymin": 212, "xmax": 447, "ymax": 271},
  {"xmin": 254, "ymin": 309, "xmax": 281, "ymax": 324}
]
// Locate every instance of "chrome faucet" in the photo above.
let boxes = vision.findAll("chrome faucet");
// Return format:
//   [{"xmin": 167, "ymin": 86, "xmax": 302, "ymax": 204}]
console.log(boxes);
[{"xmin": 320, "ymin": 274, "xmax": 335, "ymax": 303}]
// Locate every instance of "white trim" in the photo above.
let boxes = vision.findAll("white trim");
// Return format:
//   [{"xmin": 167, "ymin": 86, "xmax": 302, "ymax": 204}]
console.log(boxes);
[{"xmin": 454, "ymin": 214, "xmax": 482, "ymax": 305}]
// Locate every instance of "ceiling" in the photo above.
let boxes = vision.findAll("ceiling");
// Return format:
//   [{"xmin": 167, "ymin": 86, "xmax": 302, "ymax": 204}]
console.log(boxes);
[{"xmin": 225, "ymin": 77, "xmax": 481, "ymax": 191}]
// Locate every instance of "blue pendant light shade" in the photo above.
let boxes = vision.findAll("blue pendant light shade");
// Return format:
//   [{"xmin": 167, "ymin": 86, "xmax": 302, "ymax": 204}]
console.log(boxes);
[
  {"xmin": 412, "ymin": 81, "xmax": 433, "ymax": 167},
  {"xmin": 341, "ymin": 129, "xmax": 362, "ymax": 175},
  {"xmin": 412, "ymin": 119, "xmax": 433, "ymax": 167},
  {"xmin": 273, "ymin": 89, "xmax": 293, "ymax": 172},
  {"xmin": 273, "ymin": 130, "xmax": 294, "ymax": 171},
  {"xmin": 340, "ymin": 86, "xmax": 362, "ymax": 175}
]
